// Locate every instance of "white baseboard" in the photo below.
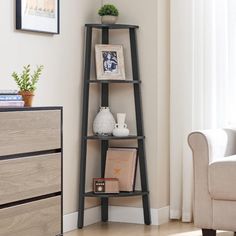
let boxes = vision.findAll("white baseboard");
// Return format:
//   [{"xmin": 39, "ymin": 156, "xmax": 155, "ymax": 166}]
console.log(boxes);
[
  {"xmin": 63, "ymin": 206, "xmax": 101, "ymax": 233},
  {"xmin": 108, "ymin": 206, "xmax": 170, "ymax": 225},
  {"xmin": 63, "ymin": 205, "xmax": 170, "ymax": 233}
]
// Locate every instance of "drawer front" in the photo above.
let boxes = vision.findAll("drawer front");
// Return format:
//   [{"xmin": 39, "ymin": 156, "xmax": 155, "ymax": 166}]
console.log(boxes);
[
  {"xmin": 0, "ymin": 153, "xmax": 61, "ymax": 205},
  {"xmin": 0, "ymin": 196, "xmax": 61, "ymax": 236},
  {"xmin": 0, "ymin": 110, "xmax": 61, "ymax": 156}
]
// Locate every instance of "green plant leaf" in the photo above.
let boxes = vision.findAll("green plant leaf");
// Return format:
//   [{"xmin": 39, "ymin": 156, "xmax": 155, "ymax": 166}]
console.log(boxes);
[
  {"xmin": 98, "ymin": 4, "xmax": 119, "ymax": 16},
  {"xmin": 11, "ymin": 65, "xmax": 44, "ymax": 92}
]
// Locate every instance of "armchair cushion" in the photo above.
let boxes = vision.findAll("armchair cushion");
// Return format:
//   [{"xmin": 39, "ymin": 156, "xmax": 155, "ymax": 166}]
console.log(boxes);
[{"xmin": 209, "ymin": 155, "xmax": 236, "ymax": 201}]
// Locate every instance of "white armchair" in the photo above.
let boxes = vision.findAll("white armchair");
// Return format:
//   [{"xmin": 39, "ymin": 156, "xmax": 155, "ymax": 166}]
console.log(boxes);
[{"xmin": 188, "ymin": 129, "xmax": 236, "ymax": 236}]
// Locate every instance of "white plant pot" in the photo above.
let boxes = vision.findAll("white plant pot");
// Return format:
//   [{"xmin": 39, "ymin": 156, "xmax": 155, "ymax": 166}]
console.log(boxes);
[
  {"xmin": 101, "ymin": 15, "xmax": 118, "ymax": 24},
  {"xmin": 93, "ymin": 107, "xmax": 116, "ymax": 135}
]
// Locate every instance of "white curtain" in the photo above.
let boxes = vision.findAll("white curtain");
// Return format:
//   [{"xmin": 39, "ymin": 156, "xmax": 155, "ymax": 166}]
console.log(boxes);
[{"xmin": 170, "ymin": 0, "xmax": 236, "ymax": 222}]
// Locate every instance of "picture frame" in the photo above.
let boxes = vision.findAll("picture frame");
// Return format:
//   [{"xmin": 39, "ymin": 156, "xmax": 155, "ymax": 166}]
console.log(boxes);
[
  {"xmin": 95, "ymin": 44, "xmax": 126, "ymax": 80},
  {"xmin": 104, "ymin": 148, "xmax": 138, "ymax": 192},
  {"xmin": 16, "ymin": 0, "xmax": 60, "ymax": 34}
]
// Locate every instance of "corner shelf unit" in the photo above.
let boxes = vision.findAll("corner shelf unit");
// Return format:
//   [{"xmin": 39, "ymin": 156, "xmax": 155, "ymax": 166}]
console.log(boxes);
[{"xmin": 78, "ymin": 23, "xmax": 151, "ymax": 229}]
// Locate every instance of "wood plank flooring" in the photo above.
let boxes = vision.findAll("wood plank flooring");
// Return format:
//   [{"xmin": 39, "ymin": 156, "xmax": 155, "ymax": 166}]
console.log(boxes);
[{"xmin": 65, "ymin": 221, "xmax": 235, "ymax": 236}]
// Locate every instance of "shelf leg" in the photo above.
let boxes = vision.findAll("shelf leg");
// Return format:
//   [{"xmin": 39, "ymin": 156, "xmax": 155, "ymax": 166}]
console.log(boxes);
[
  {"xmin": 130, "ymin": 28, "xmax": 152, "ymax": 225},
  {"xmin": 139, "ymin": 140, "xmax": 151, "ymax": 225},
  {"xmin": 101, "ymin": 198, "xmax": 109, "ymax": 222},
  {"xmin": 100, "ymin": 27, "xmax": 110, "ymax": 223},
  {"xmin": 78, "ymin": 26, "xmax": 93, "ymax": 229},
  {"xmin": 101, "ymin": 140, "xmax": 109, "ymax": 222}
]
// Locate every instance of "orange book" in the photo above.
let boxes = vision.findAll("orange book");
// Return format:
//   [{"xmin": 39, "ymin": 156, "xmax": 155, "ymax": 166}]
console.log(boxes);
[{"xmin": 104, "ymin": 148, "xmax": 138, "ymax": 191}]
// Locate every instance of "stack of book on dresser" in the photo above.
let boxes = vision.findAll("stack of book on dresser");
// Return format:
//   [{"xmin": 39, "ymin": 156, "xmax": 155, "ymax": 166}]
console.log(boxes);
[{"xmin": 0, "ymin": 90, "xmax": 24, "ymax": 107}]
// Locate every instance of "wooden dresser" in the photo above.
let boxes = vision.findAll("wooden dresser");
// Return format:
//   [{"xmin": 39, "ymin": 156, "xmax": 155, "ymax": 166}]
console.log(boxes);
[{"xmin": 0, "ymin": 107, "xmax": 63, "ymax": 236}]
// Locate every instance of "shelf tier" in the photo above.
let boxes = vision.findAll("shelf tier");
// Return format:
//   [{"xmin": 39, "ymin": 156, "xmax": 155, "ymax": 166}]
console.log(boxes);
[
  {"xmin": 87, "ymin": 80, "xmax": 141, "ymax": 84},
  {"xmin": 84, "ymin": 191, "xmax": 148, "ymax": 198},
  {"xmin": 85, "ymin": 24, "xmax": 139, "ymax": 29},
  {"xmin": 85, "ymin": 135, "xmax": 145, "ymax": 140}
]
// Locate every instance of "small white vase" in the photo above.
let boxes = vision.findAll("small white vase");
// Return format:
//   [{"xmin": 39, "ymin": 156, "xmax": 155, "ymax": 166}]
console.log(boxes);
[
  {"xmin": 112, "ymin": 113, "xmax": 130, "ymax": 137},
  {"xmin": 101, "ymin": 15, "xmax": 118, "ymax": 24},
  {"xmin": 93, "ymin": 107, "xmax": 116, "ymax": 135},
  {"xmin": 112, "ymin": 124, "xmax": 130, "ymax": 137}
]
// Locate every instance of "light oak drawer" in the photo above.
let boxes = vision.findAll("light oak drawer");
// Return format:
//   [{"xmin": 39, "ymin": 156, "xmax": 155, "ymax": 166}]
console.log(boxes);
[
  {"xmin": 0, "ymin": 196, "xmax": 61, "ymax": 236},
  {"xmin": 0, "ymin": 110, "xmax": 61, "ymax": 156},
  {"xmin": 0, "ymin": 153, "xmax": 61, "ymax": 205}
]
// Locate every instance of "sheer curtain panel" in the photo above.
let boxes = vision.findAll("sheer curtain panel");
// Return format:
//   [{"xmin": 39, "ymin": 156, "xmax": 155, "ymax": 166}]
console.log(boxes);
[{"xmin": 170, "ymin": 0, "xmax": 236, "ymax": 222}]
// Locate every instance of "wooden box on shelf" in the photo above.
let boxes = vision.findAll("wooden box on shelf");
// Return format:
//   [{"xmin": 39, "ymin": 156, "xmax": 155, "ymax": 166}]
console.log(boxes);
[{"xmin": 93, "ymin": 178, "xmax": 119, "ymax": 194}]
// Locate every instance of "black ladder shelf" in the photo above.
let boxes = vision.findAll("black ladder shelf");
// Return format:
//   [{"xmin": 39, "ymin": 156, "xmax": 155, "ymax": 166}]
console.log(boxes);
[{"xmin": 78, "ymin": 23, "xmax": 151, "ymax": 229}]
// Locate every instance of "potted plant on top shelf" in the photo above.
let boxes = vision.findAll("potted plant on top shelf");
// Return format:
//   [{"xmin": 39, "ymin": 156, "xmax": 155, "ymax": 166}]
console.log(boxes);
[
  {"xmin": 98, "ymin": 4, "xmax": 119, "ymax": 24},
  {"xmin": 12, "ymin": 64, "xmax": 44, "ymax": 107}
]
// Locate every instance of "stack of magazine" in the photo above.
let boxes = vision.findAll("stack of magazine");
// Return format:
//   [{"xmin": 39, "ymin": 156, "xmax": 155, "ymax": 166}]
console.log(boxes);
[{"xmin": 0, "ymin": 90, "xmax": 24, "ymax": 107}]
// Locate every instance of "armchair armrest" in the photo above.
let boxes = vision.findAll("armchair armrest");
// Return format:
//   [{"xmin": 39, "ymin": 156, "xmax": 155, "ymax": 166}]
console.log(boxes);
[
  {"xmin": 188, "ymin": 130, "xmax": 228, "ymax": 164},
  {"xmin": 188, "ymin": 129, "xmax": 230, "ymax": 229}
]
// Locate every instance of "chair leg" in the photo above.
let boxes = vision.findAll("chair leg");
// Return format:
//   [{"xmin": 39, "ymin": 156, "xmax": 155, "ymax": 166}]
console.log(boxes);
[{"xmin": 202, "ymin": 229, "xmax": 216, "ymax": 236}]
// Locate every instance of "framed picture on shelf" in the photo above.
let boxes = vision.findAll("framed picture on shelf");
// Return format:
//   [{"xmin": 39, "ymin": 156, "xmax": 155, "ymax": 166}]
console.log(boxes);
[
  {"xmin": 16, "ymin": 0, "xmax": 60, "ymax": 34},
  {"xmin": 104, "ymin": 148, "xmax": 138, "ymax": 191},
  {"xmin": 95, "ymin": 44, "xmax": 126, "ymax": 80}
]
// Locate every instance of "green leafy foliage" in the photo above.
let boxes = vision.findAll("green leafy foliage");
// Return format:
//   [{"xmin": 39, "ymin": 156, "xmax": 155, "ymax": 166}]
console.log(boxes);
[
  {"xmin": 98, "ymin": 4, "xmax": 119, "ymax": 16},
  {"xmin": 12, "ymin": 65, "xmax": 44, "ymax": 92}
]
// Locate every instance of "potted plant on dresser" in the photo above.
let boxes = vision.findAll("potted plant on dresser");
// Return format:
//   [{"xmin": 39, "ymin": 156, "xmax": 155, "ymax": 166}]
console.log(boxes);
[
  {"xmin": 98, "ymin": 4, "xmax": 119, "ymax": 24},
  {"xmin": 12, "ymin": 65, "xmax": 43, "ymax": 107}
]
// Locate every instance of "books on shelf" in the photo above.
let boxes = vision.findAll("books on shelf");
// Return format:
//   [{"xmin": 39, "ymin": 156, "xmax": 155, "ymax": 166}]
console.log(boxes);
[
  {"xmin": 0, "ymin": 90, "xmax": 18, "ymax": 95},
  {"xmin": 0, "ymin": 90, "xmax": 24, "ymax": 107},
  {"xmin": 0, "ymin": 95, "xmax": 22, "ymax": 101},
  {"xmin": 0, "ymin": 101, "xmax": 24, "ymax": 107},
  {"xmin": 105, "ymin": 148, "xmax": 138, "ymax": 192}
]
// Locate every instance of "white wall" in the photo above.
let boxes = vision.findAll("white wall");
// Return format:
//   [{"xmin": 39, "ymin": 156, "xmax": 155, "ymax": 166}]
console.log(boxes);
[
  {"xmin": 0, "ymin": 0, "xmax": 101, "ymax": 215},
  {"xmin": 102, "ymin": 0, "xmax": 170, "ymax": 209},
  {"xmin": 0, "ymin": 0, "xmax": 170, "ymax": 216}
]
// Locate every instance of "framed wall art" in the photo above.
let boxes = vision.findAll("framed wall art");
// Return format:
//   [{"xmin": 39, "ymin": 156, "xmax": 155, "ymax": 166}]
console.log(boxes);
[
  {"xmin": 16, "ymin": 0, "xmax": 60, "ymax": 34},
  {"xmin": 95, "ymin": 44, "xmax": 126, "ymax": 80}
]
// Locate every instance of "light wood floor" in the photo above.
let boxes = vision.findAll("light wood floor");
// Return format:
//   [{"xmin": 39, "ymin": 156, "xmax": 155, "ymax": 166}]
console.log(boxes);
[{"xmin": 65, "ymin": 221, "xmax": 235, "ymax": 236}]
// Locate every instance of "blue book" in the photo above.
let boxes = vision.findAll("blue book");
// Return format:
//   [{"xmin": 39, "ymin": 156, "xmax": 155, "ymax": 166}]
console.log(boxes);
[{"xmin": 0, "ymin": 95, "xmax": 22, "ymax": 101}]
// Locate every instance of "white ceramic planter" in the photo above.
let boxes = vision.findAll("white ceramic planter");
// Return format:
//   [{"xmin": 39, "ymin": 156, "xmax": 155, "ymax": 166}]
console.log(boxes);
[{"xmin": 101, "ymin": 15, "xmax": 118, "ymax": 24}]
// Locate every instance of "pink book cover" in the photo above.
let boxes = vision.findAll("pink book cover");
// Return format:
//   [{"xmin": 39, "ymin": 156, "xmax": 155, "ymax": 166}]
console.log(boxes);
[
  {"xmin": 105, "ymin": 148, "xmax": 137, "ymax": 191},
  {"xmin": 0, "ymin": 101, "xmax": 24, "ymax": 107}
]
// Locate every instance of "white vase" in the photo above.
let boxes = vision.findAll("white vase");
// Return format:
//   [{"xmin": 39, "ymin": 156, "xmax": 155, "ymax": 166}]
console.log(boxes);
[
  {"xmin": 112, "ymin": 113, "xmax": 130, "ymax": 137},
  {"xmin": 93, "ymin": 107, "xmax": 116, "ymax": 135},
  {"xmin": 112, "ymin": 124, "xmax": 130, "ymax": 137},
  {"xmin": 101, "ymin": 15, "xmax": 118, "ymax": 24}
]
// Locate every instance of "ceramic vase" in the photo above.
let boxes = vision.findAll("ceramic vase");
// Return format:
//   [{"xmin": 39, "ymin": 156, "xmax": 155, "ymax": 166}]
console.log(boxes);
[
  {"xmin": 93, "ymin": 107, "xmax": 116, "ymax": 135},
  {"xmin": 112, "ymin": 113, "xmax": 130, "ymax": 137},
  {"xmin": 101, "ymin": 15, "xmax": 118, "ymax": 24}
]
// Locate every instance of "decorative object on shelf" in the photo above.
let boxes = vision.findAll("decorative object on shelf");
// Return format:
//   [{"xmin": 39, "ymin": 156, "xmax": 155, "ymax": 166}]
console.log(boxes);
[
  {"xmin": 12, "ymin": 64, "xmax": 44, "ymax": 107},
  {"xmin": 16, "ymin": 0, "xmax": 60, "ymax": 34},
  {"xmin": 98, "ymin": 4, "xmax": 119, "ymax": 24},
  {"xmin": 105, "ymin": 148, "xmax": 138, "ymax": 191},
  {"xmin": 113, "ymin": 113, "xmax": 130, "ymax": 137},
  {"xmin": 95, "ymin": 44, "xmax": 126, "ymax": 80},
  {"xmin": 93, "ymin": 178, "xmax": 119, "ymax": 194},
  {"xmin": 93, "ymin": 107, "xmax": 116, "ymax": 135}
]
